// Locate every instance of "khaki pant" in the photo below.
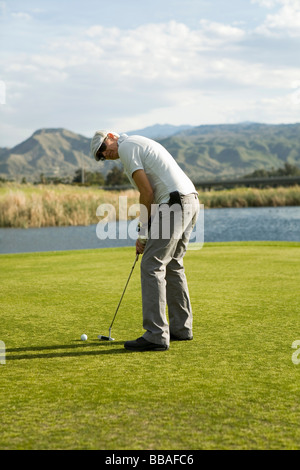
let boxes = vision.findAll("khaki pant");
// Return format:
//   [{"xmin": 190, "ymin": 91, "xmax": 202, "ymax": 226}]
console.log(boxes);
[{"xmin": 141, "ymin": 193, "xmax": 200, "ymax": 346}]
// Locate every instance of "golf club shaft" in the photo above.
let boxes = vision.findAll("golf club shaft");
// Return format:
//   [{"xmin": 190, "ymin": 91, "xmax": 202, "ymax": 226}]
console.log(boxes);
[{"xmin": 109, "ymin": 254, "xmax": 139, "ymax": 330}]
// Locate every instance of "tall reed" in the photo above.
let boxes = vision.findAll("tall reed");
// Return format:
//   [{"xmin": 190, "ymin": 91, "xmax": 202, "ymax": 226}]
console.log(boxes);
[
  {"xmin": 0, "ymin": 183, "xmax": 299, "ymax": 228},
  {"xmin": 198, "ymin": 186, "xmax": 300, "ymax": 208},
  {"xmin": 0, "ymin": 184, "xmax": 139, "ymax": 228}
]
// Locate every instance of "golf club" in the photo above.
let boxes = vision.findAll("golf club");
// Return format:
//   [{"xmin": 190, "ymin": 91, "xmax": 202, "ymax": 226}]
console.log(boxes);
[{"xmin": 98, "ymin": 254, "xmax": 139, "ymax": 341}]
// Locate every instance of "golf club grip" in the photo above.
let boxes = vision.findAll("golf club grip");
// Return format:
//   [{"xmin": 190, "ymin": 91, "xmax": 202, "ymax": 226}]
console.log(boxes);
[{"xmin": 109, "ymin": 254, "xmax": 139, "ymax": 329}]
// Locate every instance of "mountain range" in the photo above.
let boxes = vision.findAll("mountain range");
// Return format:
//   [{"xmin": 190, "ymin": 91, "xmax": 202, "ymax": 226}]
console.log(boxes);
[{"xmin": 1, "ymin": 122, "xmax": 300, "ymax": 183}]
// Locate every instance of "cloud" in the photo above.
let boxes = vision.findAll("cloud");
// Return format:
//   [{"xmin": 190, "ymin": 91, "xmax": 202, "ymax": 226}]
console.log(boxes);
[
  {"xmin": 253, "ymin": 0, "xmax": 300, "ymax": 36},
  {"xmin": 86, "ymin": 19, "xmax": 245, "ymax": 55},
  {"xmin": 251, "ymin": 0, "xmax": 278, "ymax": 7},
  {"xmin": 36, "ymin": 20, "xmax": 296, "ymax": 93},
  {"xmin": 47, "ymin": 20, "xmax": 247, "ymax": 87},
  {"xmin": 199, "ymin": 19, "xmax": 246, "ymax": 41},
  {"xmin": 11, "ymin": 11, "xmax": 32, "ymax": 21},
  {"xmin": 1, "ymin": 11, "xmax": 300, "ymax": 147},
  {"xmin": 258, "ymin": 91, "xmax": 300, "ymax": 121}
]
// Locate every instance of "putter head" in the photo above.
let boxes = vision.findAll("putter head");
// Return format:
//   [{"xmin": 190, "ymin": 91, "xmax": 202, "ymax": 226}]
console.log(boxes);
[{"xmin": 98, "ymin": 335, "xmax": 115, "ymax": 341}]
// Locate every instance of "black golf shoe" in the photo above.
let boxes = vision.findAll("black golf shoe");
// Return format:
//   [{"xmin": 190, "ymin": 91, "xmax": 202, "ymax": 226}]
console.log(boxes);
[
  {"xmin": 170, "ymin": 334, "xmax": 193, "ymax": 341},
  {"xmin": 124, "ymin": 336, "xmax": 169, "ymax": 351}
]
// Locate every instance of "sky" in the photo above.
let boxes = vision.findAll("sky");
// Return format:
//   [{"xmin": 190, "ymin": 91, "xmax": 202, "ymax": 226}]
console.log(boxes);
[{"xmin": 0, "ymin": 0, "xmax": 300, "ymax": 147}]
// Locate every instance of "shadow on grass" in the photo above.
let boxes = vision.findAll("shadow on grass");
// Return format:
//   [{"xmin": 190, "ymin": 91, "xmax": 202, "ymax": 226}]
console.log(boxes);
[{"xmin": 5, "ymin": 341, "xmax": 127, "ymax": 360}]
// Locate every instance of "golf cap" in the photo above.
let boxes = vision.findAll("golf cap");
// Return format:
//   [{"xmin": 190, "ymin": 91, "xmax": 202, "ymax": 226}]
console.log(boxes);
[{"xmin": 91, "ymin": 130, "xmax": 120, "ymax": 161}]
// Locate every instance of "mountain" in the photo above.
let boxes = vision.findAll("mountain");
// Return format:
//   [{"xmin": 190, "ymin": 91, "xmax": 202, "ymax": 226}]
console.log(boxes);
[
  {"xmin": 125, "ymin": 123, "xmax": 193, "ymax": 139},
  {"xmin": 1, "ymin": 123, "xmax": 300, "ymax": 183},
  {"xmin": 0, "ymin": 128, "xmax": 105, "ymax": 182},
  {"xmin": 158, "ymin": 122, "xmax": 300, "ymax": 180},
  {"xmin": 0, "ymin": 125, "xmax": 189, "ymax": 183}
]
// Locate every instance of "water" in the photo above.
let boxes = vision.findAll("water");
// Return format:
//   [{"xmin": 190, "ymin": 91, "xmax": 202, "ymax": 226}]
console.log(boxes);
[
  {"xmin": 0, "ymin": 206, "xmax": 299, "ymax": 254},
  {"xmin": 204, "ymin": 206, "xmax": 300, "ymax": 243}
]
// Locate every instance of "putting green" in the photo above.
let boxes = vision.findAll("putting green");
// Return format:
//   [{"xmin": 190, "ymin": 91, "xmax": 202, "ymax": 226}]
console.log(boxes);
[{"xmin": 1, "ymin": 242, "xmax": 300, "ymax": 449}]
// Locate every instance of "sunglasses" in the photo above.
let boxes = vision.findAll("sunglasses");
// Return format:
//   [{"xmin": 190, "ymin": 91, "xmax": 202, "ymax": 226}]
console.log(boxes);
[{"xmin": 96, "ymin": 139, "xmax": 107, "ymax": 161}]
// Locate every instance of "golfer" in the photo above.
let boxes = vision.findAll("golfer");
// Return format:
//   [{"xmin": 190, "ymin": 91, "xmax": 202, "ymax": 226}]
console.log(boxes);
[{"xmin": 91, "ymin": 130, "xmax": 199, "ymax": 351}]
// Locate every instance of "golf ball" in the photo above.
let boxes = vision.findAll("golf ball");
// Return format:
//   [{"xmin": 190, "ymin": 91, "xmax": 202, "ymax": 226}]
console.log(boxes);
[{"xmin": 81, "ymin": 334, "xmax": 88, "ymax": 341}]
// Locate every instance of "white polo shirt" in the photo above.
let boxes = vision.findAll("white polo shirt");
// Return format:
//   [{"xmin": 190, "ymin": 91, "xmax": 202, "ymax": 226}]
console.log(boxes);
[{"xmin": 117, "ymin": 134, "xmax": 196, "ymax": 204}]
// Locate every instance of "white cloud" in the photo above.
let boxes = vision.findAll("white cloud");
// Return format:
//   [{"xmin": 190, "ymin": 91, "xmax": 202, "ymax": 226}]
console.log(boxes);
[
  {"xmin": 258, "ymin": 91, "xmax": 300, "ymax": 121},
  {"xmin": 86, "ymin": 19, "xmax": 245, "ymax": 58},
  {"xmin": 1, "ymin": 9, "xmax": 300, "ymax": 147},
  {"xmin": 251, "ymin": 0, "xmax": 299, "ymax": 8},
  {"xmin": 251, "ymin": 0, "xmax": 278, "ymax": 7},
  {"xmin": 40, "ymin": 20, "xmax": 247, "ymax": 86},
  {"xmin": 254, "ymin": 0, "xmax": 300, "ymax": 36},
  {"xmin": 199, "ymin": 19, "xmax": 246, "ymax": 41},
  {"xmin": 11, "ymin": 11, "xmax": 32, "ymax": 21},
  {"xmin": 35, "ymin": 21, "xmax": 296, "ymax": 93}
]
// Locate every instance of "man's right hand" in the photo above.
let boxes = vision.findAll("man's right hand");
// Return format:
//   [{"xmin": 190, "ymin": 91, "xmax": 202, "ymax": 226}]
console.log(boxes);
[{"xmin": 136, "ymin": 237, "xmax": 147, "ymax": 255}]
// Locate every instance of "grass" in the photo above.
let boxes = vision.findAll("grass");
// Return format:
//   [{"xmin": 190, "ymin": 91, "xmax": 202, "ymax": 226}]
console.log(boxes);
[
  {"xmin": 199, "ymin": 185, "xmax": 300, "ymax": 208},
  {"xmin": 0, "ymin": 183, "xmax": 138, "ymax": 228},
  {"xmin": 0, "ymin": 183, "xmax": 300, "ymax": 228},
  {"xmin": 1, "ymin": 242, "xmax": 300, "ymax": 450}
]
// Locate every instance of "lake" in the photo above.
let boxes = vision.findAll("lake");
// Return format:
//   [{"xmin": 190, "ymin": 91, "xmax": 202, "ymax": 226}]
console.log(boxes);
[{"xmin": 0, "ymin": 206, "xmax": 299, "ymax": 254}]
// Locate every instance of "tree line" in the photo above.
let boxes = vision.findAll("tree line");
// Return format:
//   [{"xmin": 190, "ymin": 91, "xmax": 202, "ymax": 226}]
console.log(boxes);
[
  {"xmin": 244, "ymin": 163, "xmax": 300, "ymax": 179},
  {"xmin": 27, "ymin": 166, "xmax": 129, "ymax": 186},
  {"xmin": 2, "ymin": 162, "xmax": 299, "ymax": 186},
  {"xmin": 72, "ymin": 166, "xmax": 128, "ymax": 186}
]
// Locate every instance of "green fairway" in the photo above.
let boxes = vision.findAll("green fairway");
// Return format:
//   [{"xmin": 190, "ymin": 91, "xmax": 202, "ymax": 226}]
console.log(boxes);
[{"xmin": 1, "ymin": 242, "xmax": 300, "ymax": 450}]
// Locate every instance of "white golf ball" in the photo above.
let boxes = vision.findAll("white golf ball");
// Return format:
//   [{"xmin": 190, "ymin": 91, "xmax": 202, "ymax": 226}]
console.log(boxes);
[{"xmin": 81, "ymin": 334, "xmax": 88, "ymax": 341}]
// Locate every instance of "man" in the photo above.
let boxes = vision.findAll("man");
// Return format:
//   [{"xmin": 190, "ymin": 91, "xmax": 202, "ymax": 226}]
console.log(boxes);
[{"xmin": 91, "ymin": 130, "xmax": 199, "ymax": 351}]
